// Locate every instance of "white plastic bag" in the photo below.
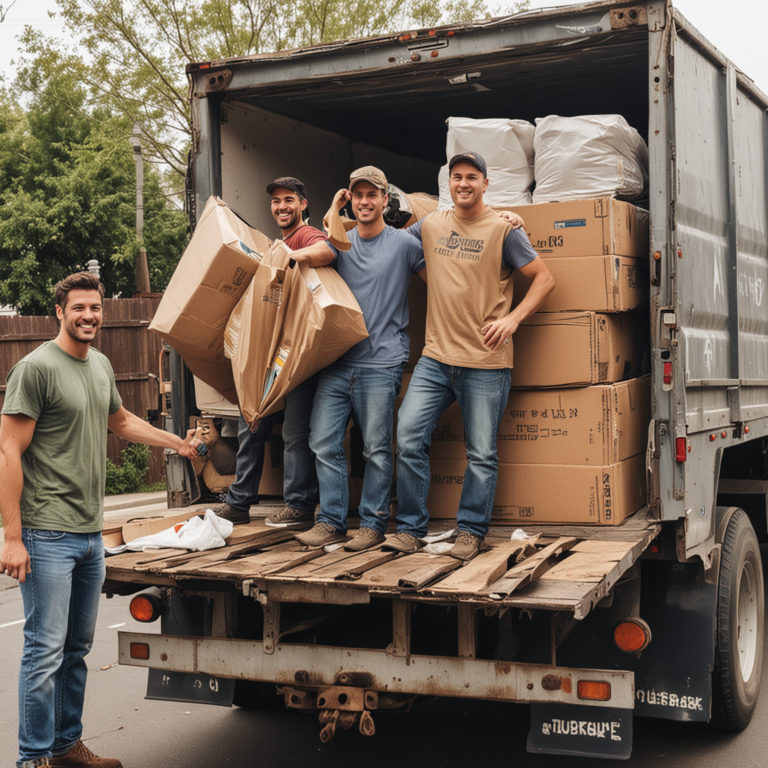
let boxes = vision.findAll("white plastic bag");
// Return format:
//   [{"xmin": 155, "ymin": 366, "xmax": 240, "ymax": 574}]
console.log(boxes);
[
  {"xmin": 437, "ymin": 117, "xmax": 535, "ymax": 209},
  {"xmin": 105, "ymin": 509, "xmax": 234, "ymax": 554},
  {"xmin": 532, "ymin": 114, "xmax": 648, "ymax": 203}
]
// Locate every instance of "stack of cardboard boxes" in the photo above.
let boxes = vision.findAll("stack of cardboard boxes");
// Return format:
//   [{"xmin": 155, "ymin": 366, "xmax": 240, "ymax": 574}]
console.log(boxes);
[{"xmin": 418, "ymin": 198, "xmax": 651, "ymax": 526}]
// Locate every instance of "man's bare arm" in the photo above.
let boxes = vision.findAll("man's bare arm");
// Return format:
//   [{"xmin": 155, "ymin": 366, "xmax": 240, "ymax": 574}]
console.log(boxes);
[
  {"xmin": 0, "ymin": 414, "xmax": 36, "ymax": 582},
  {"xmin": 482, "ymin": 256, "xmax": 555, "ymax": 351},
  {"xmin": 290, "ymin": 241, "xmax": 336, "ymax": 267},
  {"xmin": 107, "ymin": 407, "xmax": 201, "ymax": 458}
]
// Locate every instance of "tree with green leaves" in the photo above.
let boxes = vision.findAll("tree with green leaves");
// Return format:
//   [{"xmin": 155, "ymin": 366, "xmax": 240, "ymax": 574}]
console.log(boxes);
[
  {"xmin": 16, "ymin": 0, "xmax": 529, "ymax": 181},
  {"xmin": 0, "ymin": 80, "xmax": 188, "ymax": 315}
]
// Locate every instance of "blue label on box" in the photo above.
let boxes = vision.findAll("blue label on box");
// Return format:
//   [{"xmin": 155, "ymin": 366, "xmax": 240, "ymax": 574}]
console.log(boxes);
[{"xmin": 554, "ymin": 219, "xmax": 587, "ymax": 229}]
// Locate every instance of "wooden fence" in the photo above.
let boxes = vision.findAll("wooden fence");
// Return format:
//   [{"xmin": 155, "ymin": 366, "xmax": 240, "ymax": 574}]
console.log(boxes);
[{"xmin": 0, "ymin": 298, "xmax": 167, "ymax": 484}]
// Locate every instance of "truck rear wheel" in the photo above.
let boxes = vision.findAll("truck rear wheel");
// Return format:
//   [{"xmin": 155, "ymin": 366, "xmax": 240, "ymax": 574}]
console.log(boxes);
[{"xmin": 710, "ymin": 508, "xmax": 764, "ymax": 730}]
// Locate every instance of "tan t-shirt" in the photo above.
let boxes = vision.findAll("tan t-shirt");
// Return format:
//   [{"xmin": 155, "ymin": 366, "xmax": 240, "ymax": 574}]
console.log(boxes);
[{"xmin": 420, "ymin": 208, "xmax": 516, "ymax": 369}]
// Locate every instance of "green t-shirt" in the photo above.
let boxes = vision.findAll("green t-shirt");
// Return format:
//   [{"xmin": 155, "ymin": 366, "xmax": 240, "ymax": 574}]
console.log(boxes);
[{"xmin": 2, "ymin": 340, "xmax": 122, "ymax": 533}]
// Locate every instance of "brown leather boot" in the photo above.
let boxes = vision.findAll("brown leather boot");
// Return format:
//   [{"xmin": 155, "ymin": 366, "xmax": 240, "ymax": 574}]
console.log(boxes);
[{"xmin": 49, "ymin": 741, "xmax": 122, "ymax": 768}]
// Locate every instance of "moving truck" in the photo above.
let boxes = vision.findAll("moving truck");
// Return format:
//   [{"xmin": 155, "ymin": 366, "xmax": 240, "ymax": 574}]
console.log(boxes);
[{"xmin": 105, "ymin": 1, "xmax": 768, "ymax": 757}]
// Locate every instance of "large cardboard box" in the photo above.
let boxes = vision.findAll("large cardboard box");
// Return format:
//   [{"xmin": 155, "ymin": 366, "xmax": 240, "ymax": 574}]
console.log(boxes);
[
  {"xmin": 426, "ymin": 453, "xmax": 646, "ymax": 526},
  {"xmin": 500, "ymin": 198, "xmax": 648, "ymax": 258},
  {"xmin": 513, "ymin": 255, "xmax": 648, "ymax": 313},
  {"xmin": 429, "ymin": 377, "xmax": 650, "ymax": 465},
  {"xmin": 510, "ymin": 311, "xmax": 643, "ymax": 388},
  {"xmin": 149, "ymin": 197, "xmax": 272, "ymax": 403}
]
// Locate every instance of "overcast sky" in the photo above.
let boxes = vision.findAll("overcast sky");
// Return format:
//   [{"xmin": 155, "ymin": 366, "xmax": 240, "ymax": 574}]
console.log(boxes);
[{"xmin": 1, "ymin": 0, "xmax": 767, "ymax": 94}]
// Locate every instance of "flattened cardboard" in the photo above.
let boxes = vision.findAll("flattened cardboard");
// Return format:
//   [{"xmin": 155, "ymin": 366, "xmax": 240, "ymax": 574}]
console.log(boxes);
[
  {"xmin": 498, "ymin": 198, "xmax": 648, "ymax": 258},
  {"xmin": 513, "ymin": 255, "xmax": 648, "ymax": 313},
  {"xmin": 429, "ymin": 377, "xmax": 650, "ymax": 465},
  {"xmin": 149, "ymin": 196, "xmax": 272, "ymax": 403},
  {"xmin": 426, "ymin": 453, "xmax": 646, "ymax": 526},
  {"xmin": 118, "ymin": 510, "xmax": 203, "ymax": 545},
  {"xmin": 510, "ymin": 311, "xmax": 642, "ymax": 388},
  {"xmin": 229, "ymin": 245, "xmax": 368, "ymax": 429}
]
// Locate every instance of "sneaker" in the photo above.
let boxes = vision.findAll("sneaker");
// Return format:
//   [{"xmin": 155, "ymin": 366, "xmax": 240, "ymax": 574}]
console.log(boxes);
[
  {"xmin": 383, "ymin": 531, "xmax": 423, "ymax": 553},
  {"xmin": 450, "ymin": 530, "xmax": 484, "ymax": 561},
  {"xmin": 211, "ymin": 502, "xmax": 250, "ymax": 525},
  {"xmin": 344, "ymin": 527, "xmax": 385, "ymax": 552},
  {"xmin": 294, "ymin": 522, "xmax": 345, "ymax": 548},
  {"xmin": 265, "ymin": 506, "xmax": 314, "ymax": 529},
  {"xmin": 49, "ymin": 740, "xmax": 122, "ymax": 768}
]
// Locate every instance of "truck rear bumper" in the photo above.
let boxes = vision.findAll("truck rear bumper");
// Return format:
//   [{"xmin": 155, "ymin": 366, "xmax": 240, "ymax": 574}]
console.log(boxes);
[{"xmin": 118, "ymin": 631, "xmax": 634, "ymax": 709}]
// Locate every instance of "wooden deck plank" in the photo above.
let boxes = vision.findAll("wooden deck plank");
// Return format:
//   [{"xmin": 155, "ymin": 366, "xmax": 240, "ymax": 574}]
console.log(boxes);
[
  {"xmin": 356, "ymin": 553, "xmax": 444, "ymax": 590},
  {"xmin": 425, "ymin": 540, "xmax": 535, "ymax": 595},
  {"xmin": 486, "ymin": 537, "xmax": 579, "ymax": 599}
]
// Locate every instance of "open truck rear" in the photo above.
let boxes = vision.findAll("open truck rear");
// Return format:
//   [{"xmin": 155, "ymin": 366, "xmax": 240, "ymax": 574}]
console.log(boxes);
[{"xmin": 105, "ymin": 0, "xmax": 768, "ymax": 758}]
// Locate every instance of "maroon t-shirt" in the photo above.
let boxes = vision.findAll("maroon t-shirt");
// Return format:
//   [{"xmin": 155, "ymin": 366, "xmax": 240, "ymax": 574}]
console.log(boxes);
[{"xmin": 283, "ymin": 224, "xmax": 330, "ymax": 249}]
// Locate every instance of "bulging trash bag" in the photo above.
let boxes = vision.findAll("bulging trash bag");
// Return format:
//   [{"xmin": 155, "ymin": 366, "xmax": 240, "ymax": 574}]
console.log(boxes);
[{"xmin": 532, "ymin": 114, "xmax": 649, "ymax": 203}]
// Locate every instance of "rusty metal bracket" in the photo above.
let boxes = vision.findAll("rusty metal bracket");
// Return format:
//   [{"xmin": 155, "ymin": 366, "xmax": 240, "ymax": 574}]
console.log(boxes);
[
  {"xmin": 388, "ymin": 600, "xmax": 412, "ymax": 662},
  {"xmin": 317, "ymin": 686, "xmax": 366, "ymax": 711},
  {"xmin": 458, "ymin": 603, "xmax": 478, "ymax": 659},
  {"xmin": 205, "ymin": 69, "xmax": 233, "ymax": 92},
  {"xmin": 263, "ymin": 600, "xmax": 280, "ymax": 655},
  {"xmin": 610, "ymin": 7, "xmax": 646, "ymax": 28}
]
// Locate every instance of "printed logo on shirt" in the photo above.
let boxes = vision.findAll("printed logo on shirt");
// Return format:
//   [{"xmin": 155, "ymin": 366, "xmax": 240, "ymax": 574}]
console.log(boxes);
[
  {"xmin": 434, "ymin": 231, "xmax": 485, "ymax": 262},
  {"xmin": 100, "ymin": 378, "xmax": 109, "ymax": 390}
]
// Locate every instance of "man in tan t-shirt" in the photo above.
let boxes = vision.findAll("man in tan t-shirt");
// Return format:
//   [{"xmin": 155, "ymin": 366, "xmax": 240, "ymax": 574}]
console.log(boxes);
[{"xmin": 389, "ymin": 151, "xmax": 554, "ymax": 560}]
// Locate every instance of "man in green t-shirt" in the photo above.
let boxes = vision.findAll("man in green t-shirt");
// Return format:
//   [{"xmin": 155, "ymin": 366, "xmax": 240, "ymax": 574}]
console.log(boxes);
[{"xmin": 0, "ymin": 271, "xmax": 201, "ymax": 768}]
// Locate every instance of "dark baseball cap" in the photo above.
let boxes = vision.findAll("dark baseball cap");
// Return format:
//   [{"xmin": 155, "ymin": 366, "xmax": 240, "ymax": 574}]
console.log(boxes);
[
  {"xmin": 266, "ymin": 177, "xmax": 306, "ymax": 198},
  {"xmin": 448, "ymin": 151, "xmax": 488, "ymax": 178}
]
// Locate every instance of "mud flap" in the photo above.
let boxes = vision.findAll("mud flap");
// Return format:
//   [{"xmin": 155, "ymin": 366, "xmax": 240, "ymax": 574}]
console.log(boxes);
[
  {"xmin": 146, "ymin": 669, "xmax": 236, "ymax": 706},
  {"xmin": 527, "ymin": 703, "xmax": 632, "ymax": 760}
]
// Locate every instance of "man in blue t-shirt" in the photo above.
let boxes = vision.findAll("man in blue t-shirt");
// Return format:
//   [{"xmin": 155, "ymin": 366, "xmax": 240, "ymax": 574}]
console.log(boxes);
[{"xmin": 296, "ymin": 166, "xmax": 426, "ymax": 551}]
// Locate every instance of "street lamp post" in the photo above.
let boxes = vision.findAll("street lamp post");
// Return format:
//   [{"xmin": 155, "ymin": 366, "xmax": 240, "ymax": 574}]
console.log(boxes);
[{"xmin": 131, "ymin": 124, "xmax": 151, "ymax": 294}]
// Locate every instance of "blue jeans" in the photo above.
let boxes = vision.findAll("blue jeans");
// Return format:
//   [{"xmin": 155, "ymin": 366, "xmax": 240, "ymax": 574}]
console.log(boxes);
[
  {"xmin": 226, "ymin": 374, "xmax": 319, "ymax": 513},
  {"xmin": 17, "ymin": 529, "xmax": 106, "ymax": 767},
  {"xmin": 396, "ymin": 356, "xmax": 511, "ymax": 539},
  {"xmin": 309, "ymin": 363, "xmax": 404, "ymax": 535}
]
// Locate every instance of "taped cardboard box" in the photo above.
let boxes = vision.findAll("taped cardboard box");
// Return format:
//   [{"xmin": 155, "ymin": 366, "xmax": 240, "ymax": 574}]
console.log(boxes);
[
  {"xmin": 429, "ymin": 377, "xmax": 650, "ymax": 465},
  {"xmin": 513, "ymin": 255, "xmax": 648, "ymax": 313},
  {"xmin": 497, "ymin": 198, "xmax": 648, "ymax": 259},
  {"xmin": 226, "ymin": 243, "xmax": 368, "ymax": 429},
  {"xmin": 149, "ymin": 196, "xmax": 272, "ymax": 403},
  {"xmin": 426, "ymin": 453, "xmax": 646, "ymax": 526},
  {"xmin": 510, "ymin": 311, "xmax": 643, "ymax": 388}
]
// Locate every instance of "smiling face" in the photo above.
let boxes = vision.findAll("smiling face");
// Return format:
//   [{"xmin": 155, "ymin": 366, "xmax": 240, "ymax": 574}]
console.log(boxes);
[
  {"xmin": 270, "ymin": 187, "xmax": 307, "ymax": 235},
  {"xmin": 56, "ymin": 289, "xmax": 103, "ymax": 346},
  {"xmin": 449, "ymin": 161, "xmax": 489, "ymax": 211},
  {"xmin": 350, "ymin": 181, "xmax": 387, "ymax": 227}
]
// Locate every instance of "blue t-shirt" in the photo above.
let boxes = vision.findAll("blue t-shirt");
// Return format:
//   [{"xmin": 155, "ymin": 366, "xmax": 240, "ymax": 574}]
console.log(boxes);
[
  {"xmin": 331, "ymin": 226, "xmax": 425, "ymax": 367},
  {"xmin": 405, "ymin": 217, "xmax": 538, "ymax": 270}
]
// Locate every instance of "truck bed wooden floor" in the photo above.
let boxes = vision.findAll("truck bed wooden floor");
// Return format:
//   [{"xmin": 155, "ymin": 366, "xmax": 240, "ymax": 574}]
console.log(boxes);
[{"xmin": 105, "ymin": 508, "xmax": 660, "ymax": 620}]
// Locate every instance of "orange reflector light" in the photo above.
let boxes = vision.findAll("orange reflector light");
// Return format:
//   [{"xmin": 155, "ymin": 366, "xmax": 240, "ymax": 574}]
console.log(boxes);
[
  {"xmin": 675, "ymin": 437, "xmax": 686, "ymax": 463},
  {"xmin": 428, "ymin": 29, "xmax": 436, "ymax": 36},
  {"xmin": 577, "ymin": 680, "xmax": 611, "ymax": 701},
  {"xmin": 199, "ymin": 63, "xmax": 210, "ymax": 69},
  {"xmin": 653, "ymin": 251, "xmax": 661, "ymax": 261},
  {"xmin": 745, "ymin": 426, "xmax": 750, "ymax": 434},
  {"xmin": 710, "ymin": 434, "xmax": 716, "ymax": 441},
  {"xmin": 721, "ymin": 431, "xmax": 727, "ymax": 438},
  {"xmin": 431, "ymin": 50, "xmax": 439, "ymax": 57},
  {"xmin": 447, "ymin": 30, "xmax": 455, "ymax": 36},
  {"xmin": 663, "ymin": 362, "xmax": 672, "ymax": 385},
  {"xmin": 677, "ymin": 249, "xmax": 683, "ymax": 258},
  {"xmin": 130, "ymin": 592, "xmax": 163, "ymax": 623},
  {"xmin": 130, "ymin": 643, "xmax": 149, "ymax": 660},
  {"xmin": 614, "ymin": 618, "xmax": 652, "ymax": 654}
]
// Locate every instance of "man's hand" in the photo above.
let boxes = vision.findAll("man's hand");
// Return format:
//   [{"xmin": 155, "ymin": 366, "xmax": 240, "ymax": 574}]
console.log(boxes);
[
  {"xmin": 482, "ymin": 314, "xmax": 520, "ymax": 351},
  {"xmin": 1, "ymin": 539, "xmax": 31, "ymax": 583},
  {"xmin": 496, "ymin": 210, "xmax": 525, "ymax": 229},
  {"xmin": 333, "ymin": 188, "xmax": 351, "ymax": 210},
  {"xmin": 177, "ymin": 428, "xmax": 204, "ymax": 459}
]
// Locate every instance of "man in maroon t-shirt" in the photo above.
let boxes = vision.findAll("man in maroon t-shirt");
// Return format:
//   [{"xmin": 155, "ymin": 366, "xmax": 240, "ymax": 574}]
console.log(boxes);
[{"xmin": 213, "ymin": 177, "xmax": 336, "ymax": 527}]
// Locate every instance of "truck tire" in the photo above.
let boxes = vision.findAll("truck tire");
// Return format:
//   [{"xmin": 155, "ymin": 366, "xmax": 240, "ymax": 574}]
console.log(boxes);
[
  {"xmin": 710, "ymin": 508, "xmax": 764, "ymax": 730},
  {"xmin": 232, "ymin": 680, "xmax": 284, "ymax": 710}
]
